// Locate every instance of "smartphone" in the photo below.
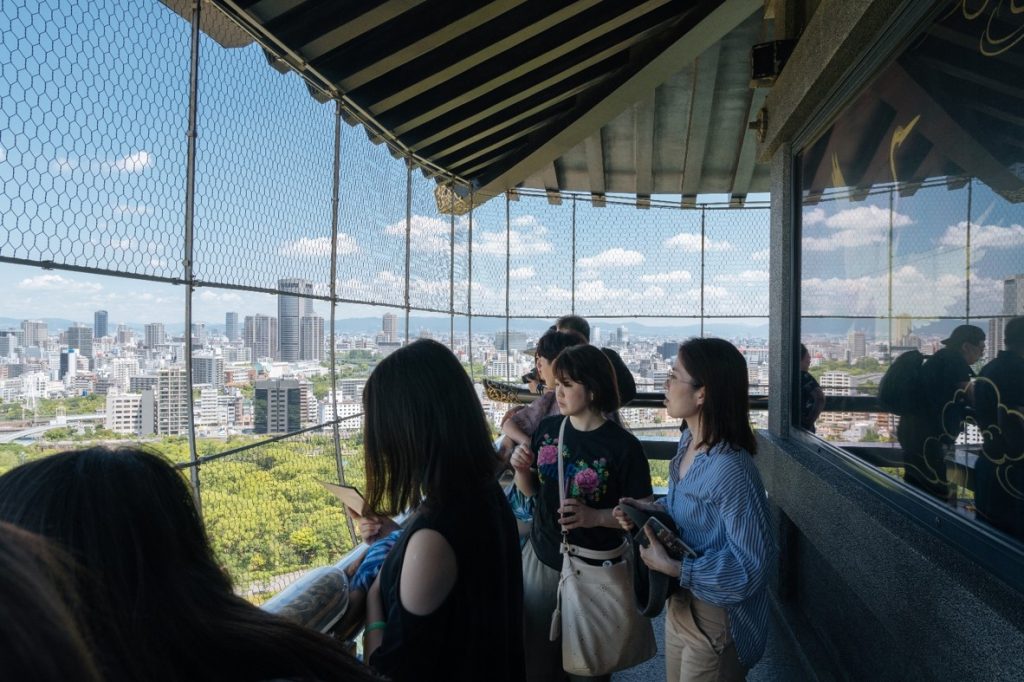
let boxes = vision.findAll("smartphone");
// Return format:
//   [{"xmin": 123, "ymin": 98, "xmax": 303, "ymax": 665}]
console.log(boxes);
[
  {"xmin": 637, "ymin": 517, "xmax": 695, "ymax": 560},
  {"xmin": 320, "ymin": 481, "xmax": 369, "ymax": 517}
]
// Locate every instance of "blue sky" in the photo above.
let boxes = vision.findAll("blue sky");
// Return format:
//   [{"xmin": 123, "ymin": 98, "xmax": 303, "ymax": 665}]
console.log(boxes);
[{"xmin": 0, "ymin": 0, "xmax": 1021, "ymax": 335}]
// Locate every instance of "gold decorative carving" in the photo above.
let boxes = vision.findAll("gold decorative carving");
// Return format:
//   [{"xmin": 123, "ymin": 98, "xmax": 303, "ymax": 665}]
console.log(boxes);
[
  {"xmin": 959, "ymin": 0, "xmax": 1024, "ymax": 57},
  {"xmin": 889, "ymin": 114, "xmax": 921, "ymax": 184}
]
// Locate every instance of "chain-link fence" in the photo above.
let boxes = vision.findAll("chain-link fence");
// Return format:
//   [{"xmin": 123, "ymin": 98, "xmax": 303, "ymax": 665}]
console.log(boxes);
[{"xmin": 0, "ymin": 0, "xmax": 771, "ymax": 596}]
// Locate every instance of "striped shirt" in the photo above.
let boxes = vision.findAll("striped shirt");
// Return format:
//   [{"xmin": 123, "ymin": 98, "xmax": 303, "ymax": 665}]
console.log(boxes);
[{"xmin": 660, "ymin": 431, "xmax": 776, "ymax": 668}]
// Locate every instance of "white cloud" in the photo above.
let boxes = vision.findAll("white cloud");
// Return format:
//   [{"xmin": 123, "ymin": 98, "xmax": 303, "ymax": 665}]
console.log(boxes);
[
  {"xmin": 49, "ymin": 150, "xmax": 155, "ymax": 176},
  {"xmin": 111, "ymin": 150, "xmax": 153, "ymax": 173},
  {"xmin": 198, "ymin": 290, "xmax": 242, "ymax": 303},
  {"xmin": 820, "ymin": 205, "xmax": 912, "ymax": 231},
  {"xmin": 715, "ymin": 270, "xmax": 769, "ymax": 284},
  {"xmin": 751, "ymin": 248, "xmax": 770, "ymax": 262},
  {"xmin": 639, "ymin": 270, "xmax": 692, "ymax": 284},
  {"xmin": 474, "ymin": 214, "xmax": 553, "ymax": 256},
  {"xmin": 938, "ymin": 221, "xmax": 1024, "ymax": 249},
  {"xmin": 802, "ymin": 205, "xmax": 914, "ymax": 252},
  {"xmin": 279, "ymin": 234, "xmax": 357, "ymax": 257},
  {"xmin": 664, "ymin": 232, "xmax": 733, "ymax": 252},
  {"xmin": 509, "ymin": 266, "xmax": 535, "ymax": 280},
  {"xmin": 577, "ymin": 248, "xmax": 644, "ymax": 269},
  {"xmin": 17, "ymin": 274, "xmax": 102, "ymax": 293},
  {"xmin": 385, "ymin": 215, "xmax": 451, "ymax": 253},
  {"xmin": 114, "ymin": 202, "xmax": 149, "ymax": 216},
  {"xmin": 801, "ymin": 265, "xmax": 1004, "ymax": 317}
]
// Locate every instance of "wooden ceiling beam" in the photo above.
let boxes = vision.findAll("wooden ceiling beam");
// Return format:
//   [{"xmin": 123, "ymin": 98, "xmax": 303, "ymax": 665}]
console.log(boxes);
[
  {"xmin": 300, "ymin": 1, "xmax": 428, "ymax": 61},
  {"xmin": 585, "ymin": 131, "xmax": 607, "ymax": 207},
  {"xmin": 680, "ymin": 40, "xmax": 721, "ymax": 204},
  {"xmin": 730, "ymin": 87, "xmax": 766, "ymax": 206},
  {"xmin": 634, "ymin": 94, "xmax": 656, "ymax": 208},
  {"xmin": 475, "ymin": 0, "xmax": 761, "ymax": 198}
]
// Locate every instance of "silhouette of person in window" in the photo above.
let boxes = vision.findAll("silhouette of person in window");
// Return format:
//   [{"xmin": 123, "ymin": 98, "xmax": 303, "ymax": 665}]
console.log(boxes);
[
  {"xmin": 799, "ymin": 344, "xmax": 825, "ymax": 433},
  {"xmin": 899, "ymin": 325, "xmax": 985, "ymax": 499},
  {"xmin": 974, "ymin": 317, "xmax": 1024, "ymax": 539}
]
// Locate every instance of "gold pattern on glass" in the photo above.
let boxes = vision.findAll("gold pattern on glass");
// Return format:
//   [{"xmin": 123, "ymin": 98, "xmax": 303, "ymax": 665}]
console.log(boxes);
[
  {"xmin": 830, "ymin": 152, "xmax": 847, "ymax": 188},
  {"xmin": 889, "ymin": 114, "xmax": 921, "ymax": 184},
  {"xmin": 960, "ymin": 0, "xmax": 1024, "ymax": 57}
]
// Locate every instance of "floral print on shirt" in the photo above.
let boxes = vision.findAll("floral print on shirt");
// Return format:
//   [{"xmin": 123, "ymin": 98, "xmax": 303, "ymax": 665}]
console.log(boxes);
[{"xmin": 535, "ymin": 431, "xmax": 610, "ymax": 504}]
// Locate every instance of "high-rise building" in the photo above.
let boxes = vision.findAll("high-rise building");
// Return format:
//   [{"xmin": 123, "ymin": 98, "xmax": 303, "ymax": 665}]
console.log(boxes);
[
  {"xmin": 300, "ymin": 315, "xmax": 324, "ymax": 361},
  {"xmin": 155, "ymin": 367, "xmax": 190, "ymax": 435},
  {"xmin": 278, "ymin": 278, "xmax": 314, "ymax": 362},
  {"xmin": 0, "ymin": 332, "xmax": 17, "ymax": 359},
  {"xmin": 243, "ymin": 315, "xmax": 277, "ymax": 360},
  {"xmin": 988, "ymin": 318, "xmax": 1004, "ymax": 360},
  {"xmin": 105, "ymin": 392, "xmax": 142, "ymax": 434},
  {"xmin": 21, "ymin": 320, "xmax": 47, "ymax": 348},
  {"xmin": 94, "ymin": 310, "xmax": 108, "ymax": 338},
  {"xmin": 144, "ymin": 323, "xmax": 166, "ymax": 349},
  {"xmin": 110, "ymin": 357, "xmax": 140, "ymax": 391},
  {"xmin": 616, "ymin": 325, "xmax": 629, "ymax": 345},
  {"xmin": 254, "ymin": 378, "xmax": 302, "ymax": 434},
  {"xmin": 1005, "ymin": 274, "xmax": 1024, "ymax": 316},
  {"xmin": 192, "ymin": 354, "xmax": 225, "ymax": 391},
  {"xmin": 190, "ymin": 322, "xmax": 207, "ymax": 347},
  {"xmin": 59, "ymin": 349, "xmax": 78, "ymax": 380},
  {"xmin": 892, "ymin": 314, "xmax": 912, "ymax": 345},
  {"xmin": 382, "ymin": 313, "xmax": 398, "ymax": 343},
  {"xmin": 847, "ymin": 330, "xmax": 866, "ymax": 361},
  {"xmin": 116, "ymin": 324, "xmax": 134, "ymax": 346},
  {"xmin": 129, "ymin": 375, "xmax": 159, "ymax": 394},
  {"xmin": 495, "ymin": 330, "xmax": 529, "ymax": 351},
  {"xmin": 66, "ymin": 324, "xmax": 94, "ymax": 369},
  {"xmin": 225, "ymin": 312, "xmax": 239, "ymax": 342},
  {"xmin": 592, "ymin": 326, "xmax": 602, "ymax": 345}
]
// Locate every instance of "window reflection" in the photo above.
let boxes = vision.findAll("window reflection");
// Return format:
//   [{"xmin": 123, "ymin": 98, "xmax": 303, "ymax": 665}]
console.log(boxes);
[{"xmin": 798, "ymin": 3, "xmax": 1024, "ymax": 543}]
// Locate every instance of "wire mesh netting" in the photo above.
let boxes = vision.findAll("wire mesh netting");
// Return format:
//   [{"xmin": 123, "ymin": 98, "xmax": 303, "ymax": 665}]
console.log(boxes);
[
  {"xmin": 193, "ymin": 33, "xmax": 335, "ymax": 296},
  {"xmin": 507, "ymin": 195, "xmax": 575, "ymax": 319},
  {"xmin": 408, "ymin": 171, "xmax": 454, "ymax": 314},
  {"xmin": 335, "ymin": 128, "xmax": 408, "ymax": 308},
  {"xmin": 0, "ymin": 0, "xmax": 188, "ymax": 279}
]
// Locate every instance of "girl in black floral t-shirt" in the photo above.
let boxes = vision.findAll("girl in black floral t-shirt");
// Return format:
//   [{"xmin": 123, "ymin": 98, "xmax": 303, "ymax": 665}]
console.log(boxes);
[{"xmin": 510, "ymin": 344, "xmax": 652, "ymax": 681}]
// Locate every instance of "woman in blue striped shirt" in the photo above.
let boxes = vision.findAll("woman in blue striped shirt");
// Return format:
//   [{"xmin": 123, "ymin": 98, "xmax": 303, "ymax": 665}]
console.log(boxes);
[{"xmin": 616, "ymin": 337, "xmax": 775, "ymax": 681}]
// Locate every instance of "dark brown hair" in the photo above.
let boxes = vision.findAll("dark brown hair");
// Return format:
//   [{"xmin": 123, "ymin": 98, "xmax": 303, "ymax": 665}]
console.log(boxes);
[
  {"xmin": 534, "ymin": 329, "xmax": 586, "ymax": 362},
  {"xmin": 555, "ymin": 315, "xmax": 590, "ymax": 342},
  {"xmin": 552, "ymin": 344, "xmax": 620, "ymax": 414},
  {"xmin": 363, "ymin": 338, "xmax": 500, "ymax": 516},
  {"xmin": 0, "ymin": 447, "xmax": 382, "ymax": 682},
  {"xmin": 0, "ymin": 522, "xmax": 100, "ymax": 682},
  {"xmin": 678, "ymin": 338, "xmax": 757, "ymax": 455}
]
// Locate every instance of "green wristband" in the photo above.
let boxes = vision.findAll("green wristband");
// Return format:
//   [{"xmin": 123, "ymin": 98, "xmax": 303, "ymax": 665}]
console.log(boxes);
[{"xmin": 365, "ymin": 620, "xmax": 387, "ymax": 633}]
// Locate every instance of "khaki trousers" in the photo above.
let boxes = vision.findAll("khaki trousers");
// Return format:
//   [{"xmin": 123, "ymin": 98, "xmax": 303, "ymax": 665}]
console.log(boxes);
[{"xmin": 665, "ymin": 592, "xmax": 747, "ymax": 682}]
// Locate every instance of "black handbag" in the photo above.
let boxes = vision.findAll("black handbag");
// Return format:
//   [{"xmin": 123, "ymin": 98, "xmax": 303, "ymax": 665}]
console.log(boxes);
[{"xmin": 621, "ymin": 503, "xmax": 683, "ymax": 618}]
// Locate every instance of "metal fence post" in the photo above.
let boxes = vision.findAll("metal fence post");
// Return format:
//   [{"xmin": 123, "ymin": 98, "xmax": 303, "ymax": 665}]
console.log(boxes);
[
  {"xmin": 571, "ymin": 194, "xmax": 577, "ymax": 314},
  {"xmin": 700, "ymin": 205, "xmax": 706, "ymax": 337},
  {"xmin": 328, "ymin": 101, "xmax": 356, "ymax": 544},
  {"xmin": 468, "ymin": 190, "xmax": 474, "ymax": 381},
  {"xmin": 966, "ymin": 178, "xmax": 973, "ymax": 323},
  {"xmin": 449, "ymin": 181, "xmax": 455, "ymax": 349},
  {"xmin": 405, "ymin": 161, "xmax": 412, "ymax": 343},
  {"xmin": 505, "ymin": 193, "xmax": 511, "ymax": 380},
  {"xmin": 183, "ymin": 0, "xmax": 203, "ymax": 512},
  {"xmin": 887, "ymin": 186, "xmax": 894, "ymax": 356}
]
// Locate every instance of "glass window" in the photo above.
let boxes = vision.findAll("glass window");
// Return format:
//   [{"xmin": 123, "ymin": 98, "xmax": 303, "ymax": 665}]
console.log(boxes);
[{"xmin": 798, "ymin": 4, "xmax": 1024, "ymax": 544}]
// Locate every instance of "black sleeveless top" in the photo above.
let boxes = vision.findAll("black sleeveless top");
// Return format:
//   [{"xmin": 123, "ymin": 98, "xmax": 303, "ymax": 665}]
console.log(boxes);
[{"xmin": 369, "ymin": 482, "xmax": 525, "ymax": 681}]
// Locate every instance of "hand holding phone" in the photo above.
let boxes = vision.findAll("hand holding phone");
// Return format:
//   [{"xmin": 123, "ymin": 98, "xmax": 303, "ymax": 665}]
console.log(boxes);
[{"xmin": 636, "ymin": 517, "xmax": 695, "ymax": 560}]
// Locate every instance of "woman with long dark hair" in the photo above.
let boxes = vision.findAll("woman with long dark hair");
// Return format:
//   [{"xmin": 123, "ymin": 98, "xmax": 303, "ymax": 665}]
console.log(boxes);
[
  {"xmin": 361, "ymin": 339, "xmax": 525, "ymax": 681},
  {"xmin": 512, "ymin": 343, "xmax": 653, "ymax": 681},
  {"xmin": 616, "ymin": 338, "xmax": 775, "ymax": 681},
  {"xmin": 0, "ymin": 522, "xmax": 100, "ymax": 682},
  {"xmin": 0, "ymin": 447, "xmax": 381, "ymax": 682}
]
